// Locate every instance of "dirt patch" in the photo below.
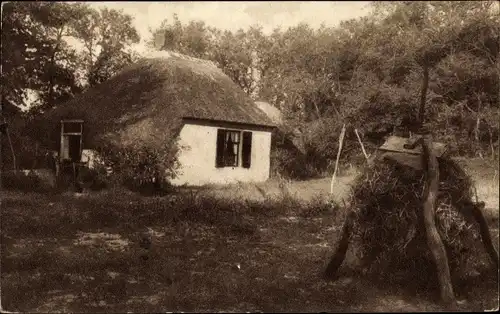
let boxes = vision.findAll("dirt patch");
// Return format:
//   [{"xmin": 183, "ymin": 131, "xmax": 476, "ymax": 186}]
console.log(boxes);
[{"xmin": 73, "ymin": 232, "xmax": 130, "ymax": 252}]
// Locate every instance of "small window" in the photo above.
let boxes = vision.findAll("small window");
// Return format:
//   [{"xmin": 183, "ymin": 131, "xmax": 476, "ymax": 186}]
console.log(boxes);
[{"xmin": 216, "ymin": 129, "xmax": 252, "ymax": 168}]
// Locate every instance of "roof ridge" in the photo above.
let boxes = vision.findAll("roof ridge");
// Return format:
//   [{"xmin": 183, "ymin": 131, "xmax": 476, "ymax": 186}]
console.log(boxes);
[{"xmin": 145, "ymin": 49, "xmax": 219, "ymax": 70}]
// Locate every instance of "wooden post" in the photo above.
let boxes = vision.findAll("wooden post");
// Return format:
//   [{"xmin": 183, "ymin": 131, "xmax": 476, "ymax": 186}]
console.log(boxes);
[
  {"xmin": 415, "ymin": 60, "xmax": 456, "ymax": 305},
  {"xmin": 324, "ymin": 210, "xmax": 355, "ymax": 279},
  {"xmin": 330, "ymin": 124, "xmax": 346, "ymax": 194},
  {"xmin": 421, "ymin": 134, "xmax": 456, "ymax": 306},
  {"xmin": 354, "ymin": 128, "xmax": 369, "ymax": 162}
]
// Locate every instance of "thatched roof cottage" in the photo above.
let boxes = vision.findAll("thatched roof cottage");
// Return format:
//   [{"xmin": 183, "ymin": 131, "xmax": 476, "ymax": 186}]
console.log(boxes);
[{"xmin": 39, "ymin": 51, "xmax": 276, "ymax": 186}]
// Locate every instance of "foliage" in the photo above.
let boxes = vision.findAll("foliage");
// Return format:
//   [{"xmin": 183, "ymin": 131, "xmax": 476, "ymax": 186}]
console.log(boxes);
[
  {"xmin": 1, "ymin": 171, "xmax": 44, "ymax": 192},
  {"xmin": 0, "ymin": 114, "xmax": 56, "ymax": 171},
  {"xmin": 72, "ymin": 6, "xmax": 140, "ymax": 87},
  {"xmin": 77, "ymin": 165, "xmax": 108, "ymax": 191},
  {"xmin": 95, "ymin": 141, "xmax": 180, "ymax": 194},
  {"xmin": 2, "ymin": 1, "xmax": 140, "ymax": 112},
  {"xmin": 270, "ymin": 128, "xmax": 317, "ymax": 180}
]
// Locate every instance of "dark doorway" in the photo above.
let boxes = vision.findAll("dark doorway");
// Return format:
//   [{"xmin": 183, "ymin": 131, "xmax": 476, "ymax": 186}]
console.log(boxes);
[{"xmin": 67, "ymin": 135, "xmax": 81, "ymax": 162}]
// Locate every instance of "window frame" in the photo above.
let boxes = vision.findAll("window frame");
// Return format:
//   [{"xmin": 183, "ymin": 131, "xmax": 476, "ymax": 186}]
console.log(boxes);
[
  {"xmin": 222, "ymin": 129, "xmax": 241, "ymax": 167},
  {"xmin": 216, "ymin": 128, "xmax": 252, "ymax": 169}
]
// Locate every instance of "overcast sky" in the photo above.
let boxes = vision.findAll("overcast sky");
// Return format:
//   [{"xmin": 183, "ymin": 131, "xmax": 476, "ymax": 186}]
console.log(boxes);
[{"xmin": 86, "ymin": 1, "xmax": 373, "ymax": 53}]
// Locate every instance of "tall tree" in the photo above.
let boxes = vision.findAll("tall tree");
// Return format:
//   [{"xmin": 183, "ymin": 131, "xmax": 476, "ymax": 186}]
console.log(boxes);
[
  {"xmin": 72, "ymin": 7, "xmax": 140, "ymax": 87},
  {"xmin": 2, "ymin": 2, "xmax": 83, "ymax": 112}
]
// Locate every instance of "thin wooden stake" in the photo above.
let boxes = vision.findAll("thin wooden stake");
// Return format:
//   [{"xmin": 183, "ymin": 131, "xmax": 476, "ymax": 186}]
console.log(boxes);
[
  {"xmin": 330, "ymin": 124, "xmax": 346, "ymax": 194},
  {"xmin": 354, "ymin": 128, "xmax": 369, "ymax": 162}
]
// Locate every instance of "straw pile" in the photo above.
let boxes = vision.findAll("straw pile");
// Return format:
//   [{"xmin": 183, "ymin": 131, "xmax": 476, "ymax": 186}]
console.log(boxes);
[{"xmin": 348, "ymin": 156, "xmax": 484, "ymax": 280}]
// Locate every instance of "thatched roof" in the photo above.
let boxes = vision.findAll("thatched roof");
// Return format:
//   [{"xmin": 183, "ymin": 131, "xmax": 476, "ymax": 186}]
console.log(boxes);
[{"xmin": 39, "ymin": 51, "xmax": 275, "ymax": 149}]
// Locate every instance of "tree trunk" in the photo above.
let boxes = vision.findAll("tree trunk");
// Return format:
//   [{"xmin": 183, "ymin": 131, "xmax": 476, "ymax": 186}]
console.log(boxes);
[{"xmin": 421, "ymin": 135, "xmax": 456, "ymax": 306}]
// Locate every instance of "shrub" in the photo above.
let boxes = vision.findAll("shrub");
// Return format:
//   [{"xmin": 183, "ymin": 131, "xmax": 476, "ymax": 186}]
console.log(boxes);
[
  {"xmin": 270, "ymin": 128, "xmax": 318, "ymax": 180},
  {"xmin": 1, "ymin": 171, "xmax": 43, "ymax": 192},
  {"xmin": 270, "ymin": 148, "xmax": 317, "ymax": 180},
  {"xmin": 77, "ymin": 166, "xmax": 108, "ymax": 191},
  {"xmin": 95, "ymin": 140, "xmax": 180, "ymax": 194}
]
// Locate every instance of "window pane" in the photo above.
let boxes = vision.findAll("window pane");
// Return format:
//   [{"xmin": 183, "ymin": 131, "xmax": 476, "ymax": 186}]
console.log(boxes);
[
  {"xmin": 62, "ymin": 136, "xmax": 70, "ymax": 159},
  {"xmin": 221, "ymin": 130, "xmax": 241, "ymax": 167}
]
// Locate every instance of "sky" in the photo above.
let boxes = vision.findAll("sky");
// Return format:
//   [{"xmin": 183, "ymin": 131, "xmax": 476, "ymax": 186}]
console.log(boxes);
[{"xmin": 85, "ymin": 1, "xmax": 373, "ymax": 54}]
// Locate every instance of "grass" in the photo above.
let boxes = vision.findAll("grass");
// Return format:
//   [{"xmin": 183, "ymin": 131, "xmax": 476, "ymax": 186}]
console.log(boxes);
[
  {"xmin": 204, "ymin": 157, "xmax": 498, "ymax": 220},
  {"xmin": 1, "ymin": 158, "xmax": 498, "ymax": 312}
]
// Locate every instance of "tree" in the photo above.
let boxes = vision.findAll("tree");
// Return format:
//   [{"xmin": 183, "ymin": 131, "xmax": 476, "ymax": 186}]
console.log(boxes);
[
  {"xmin": 1, "ymin": 2, "xmax": 84, "ymax": 112},
  {"xmin": 149, "ymin": 16, "xmax": 262, "ymax": 96},
  {"xmin": 72, "ymin": 6, "xmax": 140, "ymax": 87}
]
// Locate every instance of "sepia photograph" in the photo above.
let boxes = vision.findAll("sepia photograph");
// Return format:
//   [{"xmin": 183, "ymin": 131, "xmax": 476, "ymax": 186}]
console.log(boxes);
[{"xmin": 1, "ymin": 1, "xmax": 499, "ymax": 312}]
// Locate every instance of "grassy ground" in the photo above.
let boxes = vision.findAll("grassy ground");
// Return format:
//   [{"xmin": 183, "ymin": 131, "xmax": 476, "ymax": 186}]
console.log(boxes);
[
  {"xmin": 206, "ymin": 157, "xmax": 499, "ymax": 219},
  {"xmin": 1, "ymin": 158, "xmax": 498, "ymax": 312}
]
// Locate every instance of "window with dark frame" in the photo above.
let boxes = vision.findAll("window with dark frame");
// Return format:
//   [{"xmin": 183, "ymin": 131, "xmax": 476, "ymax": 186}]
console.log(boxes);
[{"xmin": 216, "ymin": 129, "xmax": 252, "ymax": 168}]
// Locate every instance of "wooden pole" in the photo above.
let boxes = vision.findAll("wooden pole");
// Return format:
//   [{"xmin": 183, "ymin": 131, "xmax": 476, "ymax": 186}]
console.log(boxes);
[
  {"xmin": 415, "ymin": 60, "xmax": 456, "ymax": 306},
  {"xmin": 330, "ymin": 124, "xmax": 346, "ymax": 194},
  {"xmin": 354, "ymin": 128, "xmax": 369, "ymax": 162},
  {"xmin": 324, "ymin": 210, "xmax": 355, "ymax": 279},
  {"xmin": 422, "ymin": 134, "xmax": 456, "ymax": 306}
]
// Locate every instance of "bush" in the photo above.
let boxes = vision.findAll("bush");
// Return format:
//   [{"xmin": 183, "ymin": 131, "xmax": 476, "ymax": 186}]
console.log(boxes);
[
  {"xmin": 95, "ymin": 141, "xmax": 180, "ymax": 194},
  {"xmin": 270, "ymin": 128, "xmax": 318, "ymax": 180},
  {"xmin": 77, "ymin": 166, "xmax": 108, "ymax": 191},
  {"xmin": 270, "ymin": 148, "xmax": 317, "ymax": 180},
  {"xmin": 1, "ymin": 171, "xmax": 44, "ymax": 192}
]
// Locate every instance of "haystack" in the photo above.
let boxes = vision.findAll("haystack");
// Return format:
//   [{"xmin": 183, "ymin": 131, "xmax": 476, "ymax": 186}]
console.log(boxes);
[
  {"xmin": 325, "ymin": 136, "xmax": 497, "ymax": 286},
  {"xmin": 348, "ymin": 155, "xmax": 481, "ymax": 277}
]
